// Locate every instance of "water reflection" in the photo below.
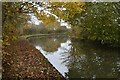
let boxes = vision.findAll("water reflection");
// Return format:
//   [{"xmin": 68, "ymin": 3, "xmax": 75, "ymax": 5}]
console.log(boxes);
[
  {"xmin": 66, "ymin": 40, "xmax": 120, "ymax": 78},
  {"xmin": 28, "ymin": 36, "xmax": 120, "ymax": 78},
  {"xmin": 29, "ymin": 36, "xmax": 68, "ymax": 52},
  {"xmin": 28, "ymin": 35, "xmax": 71, "ymax": 77}
]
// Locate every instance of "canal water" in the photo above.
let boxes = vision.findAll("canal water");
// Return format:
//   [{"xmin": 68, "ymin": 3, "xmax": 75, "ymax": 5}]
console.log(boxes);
[{"xmin": 28, "ymin": 35, "xmax": 120, "ymax": 78}]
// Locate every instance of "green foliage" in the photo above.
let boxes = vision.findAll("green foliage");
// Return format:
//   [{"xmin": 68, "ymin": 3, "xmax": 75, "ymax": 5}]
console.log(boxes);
[
  {"xmin": 25, "ymin": 22, "xmax": 68, "ymax": 35},
  {"xmin": 49, "ymin": 2, "xmax": 85, "ymax": 21},
  {"xmin": 31, "ymin": 2, "xmax": 85, "ymax": 26},
  {"xmin": 2, "ymin": 2, "xmax": 29, "ymax": 44},
  {"xmin": 2, "ymin": 3, "xmax": 20, "ymax": 43},
  {"xmin": 2, "ymin": 2, "xmax": 120, "ymax": 47},
  {"xmin": 71, "ymin": 2, "xmax": 120, "ymax": 47}
]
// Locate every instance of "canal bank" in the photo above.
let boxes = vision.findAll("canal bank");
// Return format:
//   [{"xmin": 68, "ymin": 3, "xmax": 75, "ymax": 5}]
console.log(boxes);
[{"xmin": 2, "ymin": 38, "xmax": 65, "ymax": 79}]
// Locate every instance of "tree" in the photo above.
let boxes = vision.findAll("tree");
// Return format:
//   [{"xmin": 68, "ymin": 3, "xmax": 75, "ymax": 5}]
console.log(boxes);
[
  {"xmin": 71, "ymin": 2, "xmax": 120, "ymax": 47},
  {"xmin": 2, "ymin": 2, "xmax": 85, "ymax": 45},
  {"xmin": 2, "ymin": 2, "xmax": 29, "ymax": 43},
  {"xmin": 49, "ymin": 2, "xmax": 85, "ymax": 21}
]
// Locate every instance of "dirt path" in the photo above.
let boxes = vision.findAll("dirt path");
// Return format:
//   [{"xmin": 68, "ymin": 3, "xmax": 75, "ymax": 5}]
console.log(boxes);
[{"xmin": 2, "ymin": 39, "xmax": 65, "ymax": 80}]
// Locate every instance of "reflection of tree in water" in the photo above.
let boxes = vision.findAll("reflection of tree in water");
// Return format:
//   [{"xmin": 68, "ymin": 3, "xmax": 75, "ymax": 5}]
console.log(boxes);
[
  {"xmin": 28, "ymin": 36, "xmax": 68, "ymax": 52},
  {"xmin": 42, "ymin": 38, "xmax": 60, "ymax": 52},
  {"xmin": 63, "ymin": 40, "xmax": 120, "ymax": 78}
]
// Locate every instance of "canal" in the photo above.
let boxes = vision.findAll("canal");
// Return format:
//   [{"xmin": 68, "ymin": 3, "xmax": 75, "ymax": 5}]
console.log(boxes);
[{"xmin": 28, "ymin": 35, "xmax": 120, "ymax": 78}]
